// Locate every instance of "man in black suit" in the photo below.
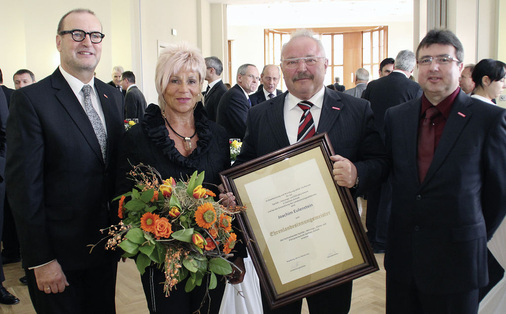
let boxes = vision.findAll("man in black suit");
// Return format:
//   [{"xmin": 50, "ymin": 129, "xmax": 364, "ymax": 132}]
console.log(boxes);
[
  {"xmin": 0, "ymin": 69, "xmax": 14, "ymax": 108},
  {"xmin": 384, "ymin": 29, "xmax": 506, "ymax": 313},
  {"xmin": 108, "ymin": 65, "xmax": 126, "ymax": 96},
  {"xmin": 379, "ymin": 58, "xmax": 395, "ymax": 77},
  {"xmin": 0, "ymin": 86, "xmax": 19, "ymax": 305},
  {"xmin": 216, "ymin": 63, "xmax": 259, "ymax": 139},
  {"xmin": 236, "ymin": 29, "xmax": 389, "ymax": 314},
  {"xmin": 249, "ymin": 64, "xmax": 282, "ymax": 105},
  {"xmin": 327, "ymin": 76, "xmax": 346, "ymax": 92},
  {"xmin": 203, "ymin": 56, "xmax": 227, "ymax": 121},
  {"xmin": 362, "ymin": 50, "xmax": 422, "ymax": 253},
  {"xmin": 6, "ymin": 9, "xmax": 124, "ymax": 313},
  {"xmin": 121, "ymin": 71, "xmax": 146, "ymax": 121}
]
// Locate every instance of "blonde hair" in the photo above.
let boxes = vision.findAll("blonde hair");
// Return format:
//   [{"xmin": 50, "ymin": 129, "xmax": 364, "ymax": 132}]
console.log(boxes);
[{"xmin": 155, "ymin": 42, "xmax": 206, "ymax": 110}]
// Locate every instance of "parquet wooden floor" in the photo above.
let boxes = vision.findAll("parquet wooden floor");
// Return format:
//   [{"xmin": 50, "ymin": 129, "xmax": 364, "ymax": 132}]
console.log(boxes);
[{"xmin": 0, "ymin": 253, "xmax": 386, "ymax": 313}]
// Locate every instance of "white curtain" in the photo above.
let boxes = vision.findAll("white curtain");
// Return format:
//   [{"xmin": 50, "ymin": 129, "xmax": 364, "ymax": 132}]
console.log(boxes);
[
  {"xmin": 479, "ymin": 218, "xmax": 506, "ymax": 313},
  {"xmin": 219, "ymin": 253, "xmax": 263, "ymax": 314}
]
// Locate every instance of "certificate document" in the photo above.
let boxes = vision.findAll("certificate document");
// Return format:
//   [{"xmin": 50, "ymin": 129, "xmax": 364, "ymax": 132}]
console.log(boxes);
[{"xmin": 244, "ymin": 158, "xmax": 353, "ymax": 284}]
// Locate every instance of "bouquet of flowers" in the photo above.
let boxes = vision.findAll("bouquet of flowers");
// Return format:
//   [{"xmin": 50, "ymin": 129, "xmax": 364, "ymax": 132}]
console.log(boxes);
[
  {"xmin": 124, "ymin": 119, "xmax": 137, "ymax": 131},
  {"xmin": 100, "ymin": 164, "xmax": 242, "ymax": 295},
  {"xmin": 229, "ymin": 139, "xmax": 242, "ymax": 162}
]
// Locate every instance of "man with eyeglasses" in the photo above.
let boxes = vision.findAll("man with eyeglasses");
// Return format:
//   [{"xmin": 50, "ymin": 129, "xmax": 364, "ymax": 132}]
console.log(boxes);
[
  {"xmin": 250, "ymin": 64, "xmax": 282, "ymax": 106},
  {"xmin": 233, "ymin": 29, "xmax": 389, "ymax": 314},
  {"xmin": 383, "ymin": 29, "xmax": 506, "ymax": 313},
  {"xmin": 216, "ymin": 63, "xmax": 259, "ymax": 139},
  {"xmin": 6, "ymin": 8, "xmax": 123, "ymax": 314}
]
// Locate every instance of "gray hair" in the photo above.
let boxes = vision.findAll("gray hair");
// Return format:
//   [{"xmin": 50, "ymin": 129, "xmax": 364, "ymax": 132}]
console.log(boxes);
[
  {"xmin": 205, "ymin": 56, "xmax": 223, "ymax": 76},
  {"xmin": 395, "ymin": 50, "xmax": 416, "ymax": 72},
  {"xmin": 112, "ymin": 66, "xmax": 124, "ymax": 74},
  {"xmin": 281, "ymin": 29, "xmax": 326, "ymax": 59},
  {"xmin": 356, "ymin": 68, "xmax": 369, "ymax": 81},
  {"xmin": 237, "ymin": 64, "xmax": 256, "ymax": 76}
]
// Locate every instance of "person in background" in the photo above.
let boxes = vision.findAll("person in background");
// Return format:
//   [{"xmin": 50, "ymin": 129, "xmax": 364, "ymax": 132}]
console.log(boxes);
[
  {"xmin": 13, "ymin": 69, "xmax": 36, "ymax": 90},
  {"xmin": 470, "ymin": 59, "xmax": 505, "ymax": 105},
  {"xmin": 121, "ymin": 70, "xmax": 147, "ymax": 121},
  {"xmin": 249, "ymin": 64, "xmax": 282, "ymax": 105},
  {"xmin": 379, "ymin": 58, "xmax": 395, "ymax": 77},
  {"xmin": 203, "ymin": 56, "xmax": 227, "ymax": 122},
  {"xmin": 344, "ymin": 68, "xmax": 369, "ymax": 97},
  {"xmin": 459, "ymin": 64, "xmax": 476, "ymax": 95}
]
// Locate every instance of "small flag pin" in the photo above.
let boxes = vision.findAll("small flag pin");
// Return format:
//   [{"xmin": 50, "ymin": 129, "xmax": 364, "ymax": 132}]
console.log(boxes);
[{"xmin": 457, "ymin": 112, "xmax": 466, "ymax": 117}]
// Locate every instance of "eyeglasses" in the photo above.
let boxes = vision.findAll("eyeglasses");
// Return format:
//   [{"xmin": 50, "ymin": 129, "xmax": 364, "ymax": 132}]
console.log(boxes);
[
  {"xmin": 245, "ymin": 74, "xmax": 260, "ymax": 81},
  {"xmin": 59, "ymin": 29, "xmax": 105, "ymax": 44},
  {"xmin": 281, "ymin": 57, "xmax": 326, "ymax": 69},
  {"xmin": 417, "ymin": 55, "xmax": 460, "ymax": 66}
]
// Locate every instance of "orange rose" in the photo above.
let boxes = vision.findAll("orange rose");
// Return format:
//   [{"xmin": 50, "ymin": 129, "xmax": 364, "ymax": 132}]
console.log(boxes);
[{"xmin": 154, "ymin": 217, "xmax": 173, "ymax": 239}]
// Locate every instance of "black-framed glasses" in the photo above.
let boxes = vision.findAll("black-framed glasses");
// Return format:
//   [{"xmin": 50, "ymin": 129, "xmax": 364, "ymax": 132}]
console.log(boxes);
[
  {"xmin": 417, "ymin": 55, "xmax": 460, "ymax": 66},
  {"xmin": 59, "ymin": 29, "xmax": 105, "ymax": 44}
]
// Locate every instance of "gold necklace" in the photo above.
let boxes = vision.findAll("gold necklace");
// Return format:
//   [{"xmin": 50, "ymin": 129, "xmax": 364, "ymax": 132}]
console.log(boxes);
[{"xmin": 163, "ymin": 117, "xmax": 197, "ymax": 152}]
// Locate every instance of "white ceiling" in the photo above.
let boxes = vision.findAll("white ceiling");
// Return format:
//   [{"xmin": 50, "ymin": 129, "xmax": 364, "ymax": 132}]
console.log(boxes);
[{"xmin": 209, "ymin": 0, "xmax": 413, "ymax": 27}]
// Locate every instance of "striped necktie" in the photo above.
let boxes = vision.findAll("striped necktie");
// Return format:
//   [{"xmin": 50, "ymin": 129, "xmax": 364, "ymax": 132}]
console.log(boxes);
[{"xmin": 297, "ymin": 101, "xmax": 315, "ymax": 142}]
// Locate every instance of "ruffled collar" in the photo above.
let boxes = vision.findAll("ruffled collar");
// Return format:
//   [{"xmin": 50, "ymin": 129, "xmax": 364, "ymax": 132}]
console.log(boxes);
[{"xmin": 142, "ymin": 103, "xmax": 212, "ymax": 169}]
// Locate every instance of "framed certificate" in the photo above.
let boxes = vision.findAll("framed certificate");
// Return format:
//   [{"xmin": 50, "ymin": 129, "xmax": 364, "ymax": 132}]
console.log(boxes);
[{"xmin": 220, "ymin": 133, "xmax": 378, "ymax": 309}]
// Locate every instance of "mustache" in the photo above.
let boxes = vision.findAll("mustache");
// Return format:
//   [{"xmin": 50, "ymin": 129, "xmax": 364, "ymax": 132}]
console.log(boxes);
[{"xmin": 292, "ymin": 72, "xmax": 314, "ymax": 82}]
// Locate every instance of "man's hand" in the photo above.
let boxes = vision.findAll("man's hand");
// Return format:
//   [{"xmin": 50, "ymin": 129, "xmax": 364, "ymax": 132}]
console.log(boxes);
[
  {"xmin": 331, "ymin": 155, "xmax": 358, "ymax": 188},
  {"xmin": 34, "ymin": 260, "xmax": 70, "ymax": 294},
  {"xmin": 228, "ymin": 257, "xmax": 246, "ymax": 284}
]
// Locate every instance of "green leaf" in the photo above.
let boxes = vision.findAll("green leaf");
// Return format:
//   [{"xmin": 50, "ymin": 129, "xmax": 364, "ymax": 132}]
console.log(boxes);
[
  {"xmin": 186, "ymin": 170, "xmax": 198, "ymax": 196},
  {"xmin": 124, "ymin": 199, "xmax": 146, "ymax": 212},
  {"xmin": 195, "ymin": 171, "xmax": 205, "ymax": 188},
  {"xmin": 119, "ymin": 239, "xmax": 139, "ymax": 255},
  {"xmin": 194, "ymin": 271, "xmax": 204, "ymax": 286},
  {"xmin": 169, "ymin": 194, "xmax": 182, "ymax": 209},
  {"xmin": 171, "ymin": 228, "xmax": 194, "ymax": 243},
  {"xmin": 132, "ymin": 189, "xmax": 140, "ymax": 199},
  {"xmin": 146, "ymin": 206, "xmax": 157, "ymax": 213},
  {"xmin": 125, "ymin": 228, "xmax": 145, "ymax": 244},
  {"xmin": 140, "ymin": 189, "xmax": 155, "ymax": 203},
  {"xmin": 185, "ymin": 274, "xmax": 196, "ymax": 292},
  {"xmin": 136, "ymin": 253, "xmax": 151, "ymax": 275},
  {"xmin": 149, "ymin": 243, "xmax": 166, "ymax": 264},
  {"xmin": 183, "ymin": 256, "xmax": 199, "ymax": 273},
  {"xmin": 209, "ymin": 258, "xmax": 233, "ymax": 275},
  {"xmin": 121, "ymin": 251, "xmax": 136, "ymax": 258},
  {"xmin": 112, "ymin": 191, "xmax": 131, "ymax": 201},
  {"xmin": 176, "ymin": 267, "xmax": 188, "ymax": 282},
  {"xmin": 139, "ymin": 243, "xmax": 155, "ymax": 256},
  {"xmin": 209, "ymin": 272, "xmax": 217, "ymax": 290}
]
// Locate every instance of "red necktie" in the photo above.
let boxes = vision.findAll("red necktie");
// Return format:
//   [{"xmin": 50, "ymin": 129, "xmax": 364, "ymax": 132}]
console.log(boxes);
[
  {"xmin": 417, "ymin": 106, "xmax": 440, "ymax": 182},
  {"xmin": 297, "ymin": 101, "xmax": 315, "ymax": 142}
]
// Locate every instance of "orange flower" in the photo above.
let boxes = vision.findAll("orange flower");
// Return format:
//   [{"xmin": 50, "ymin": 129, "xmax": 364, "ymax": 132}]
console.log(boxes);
[
  {"xmin": 193, "ymin": 185, "xmax": 207, "ymax": 199},
  {"xmin": 140, "ymin": 212, "xmax": 159, "ymax": 233},
  {"xmin": 209, "ymin": 228, "xmax": 218, "ymax": 239},
  {"xmin": 118, "ymin": 195, "xmax": 126, "ymax": 219},
  {"xmin": 219, "ymin": 214, "xmax": 232, "ymax": 232},
  {"xmin": 204, "ymin": 237, "xmax": 217, "ymax": 251},
  {"xmin": 154, "ymin": 217, "xmax": 173, "ymax": 239},
  {"xmin": 195, "ymin": 203, "xmax": 217, "ymax": 229},
  {"xmin": 192, "ymin": 233, "xmax": 205, "ymax": 249},
  {"xmin": 205, "ymin": 189, "xmax": 216, "ymax": 197},
  {"xmin": 151, "ymin": 190, "xmax": 159, "ymax": 202},
  {"xmin": 223, "ymin": 233, "xmax": 237, "ymax": 254},
  {"xmin": 168, "ymin": 206, "xmax": 180, "ymax": 218}
]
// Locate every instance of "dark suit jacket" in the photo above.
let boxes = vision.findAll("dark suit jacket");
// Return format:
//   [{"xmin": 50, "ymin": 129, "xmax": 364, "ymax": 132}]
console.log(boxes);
[
  {"xmin": 384, "ymin": 91, "xmax": 506, "ymax": 294},
  {"xmin": 0, "ymin": 85, "xmax": 7, "ymax": 281},
  {"xmin": 124, "ymin": 85, "xmax": 147, "ymax": 121},
  {"xmin": 216, "ymin": 84, "xmax": 250, "ymax": 139},
  {"xmin": 108, "ymin": 80, "xmax": 126, "ymax": 97},
  {"xmin": 362, "ymin": 72, "xmax": 422, "ymax": 133},
  {"xmin": 204, "ymin": 80, "xmax": 228, "ymax": 122},
  {"xmin": 237, "ymin": 88, "xmax": 389, "ymax": 197},
  {"xmin": 249, "ymin": 88, "xmax": 282, "ymax": 106},
  {"xmin": 327, "ymin": 83, "xmax": 345, "ymax": 92},
  {"xmin": 6, "ymin": 68, "xmax": 124, "ymax": 271},
  {"xmin": 1, "ymin": 85, "xmax": 14, "ymax": 108}
]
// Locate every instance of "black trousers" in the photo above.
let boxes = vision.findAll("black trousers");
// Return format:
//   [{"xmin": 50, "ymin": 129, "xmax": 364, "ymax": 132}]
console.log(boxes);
[
  {"xmin": 141, "ymin": 265, "xmax": 226, "ymax": 314},
  {"xmin": 386, "ymin": 273, "xmax": 479, "ymax": 314},
  {"xmin": 262, "ymin": 281, "xmax": 352, "ymax": 314},
  {"xmin": 26, "ymin": 262, "xmax": 118, "ymax": 314}
]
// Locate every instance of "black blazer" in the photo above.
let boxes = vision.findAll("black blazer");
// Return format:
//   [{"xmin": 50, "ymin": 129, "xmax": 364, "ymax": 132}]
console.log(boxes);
[
  {"xmin": 1, "ymin": 85, "xmax": 14, "ymax": 108},
  {"xmin": 362, "ymin": 72, "xmax": 422, "ymax": 132},
  {"xmin": 384, "ymin": 91, "xmax": 506, "ymax": 294},
  {"xmin": 204, "ymin": 80, "xmax": 228, "ymax": 122},
  {"xmin": 249, "ymin": 88, "xmax": 282, "ymax": 106},
  {"xmin": 216, "ymin": 84, "xmax": 250, "ymax": 139},
  {"xmin": 125, "ymin": 85, "xmax": 147, "ymax": 121},
  {"xmin": 237, "ymin": 88, "xmax": 389, "ymax": 196},
  {"xmin": 6, "ymin": 68, "xmax": 124, "ymax": 270}
]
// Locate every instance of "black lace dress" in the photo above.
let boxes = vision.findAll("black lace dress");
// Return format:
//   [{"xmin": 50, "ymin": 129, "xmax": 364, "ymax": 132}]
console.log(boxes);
[{"xmin": 115, "ymin": 103, "xmax": 240, "ymax": 314}]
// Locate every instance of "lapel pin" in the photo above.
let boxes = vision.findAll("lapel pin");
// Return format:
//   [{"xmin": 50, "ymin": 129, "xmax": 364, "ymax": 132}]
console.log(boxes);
[
  {"xmin": 457, "ymin": 112, "xmax": 466, "ymax": 118},
  {"xmin": 104, "ymin": 94, "xmax": 108, "ymax": 99},
  {"xmin": 332, "ymin": 106, "xmax": 341, "ymax": 110}
]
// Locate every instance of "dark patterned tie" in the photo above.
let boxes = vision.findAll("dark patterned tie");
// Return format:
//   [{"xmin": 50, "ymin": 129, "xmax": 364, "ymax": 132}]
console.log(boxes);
[
  {"xmin": 248, "ymin": 98, "xmax": 252, "ymax": 107},
  {"xmin": 268, "ymin": 93, "xmax": 274, "ymax": 99},
  {"xmin": 297, "ymin": 101, "xmax": 315, "ymax": 142},
  {"xmin": 417, "ymin": 106, "xmax": 440, "ymax": 182},
  {"xmin": 82, "ymin": 85, "xmax": 107, "ymax": 160}
]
